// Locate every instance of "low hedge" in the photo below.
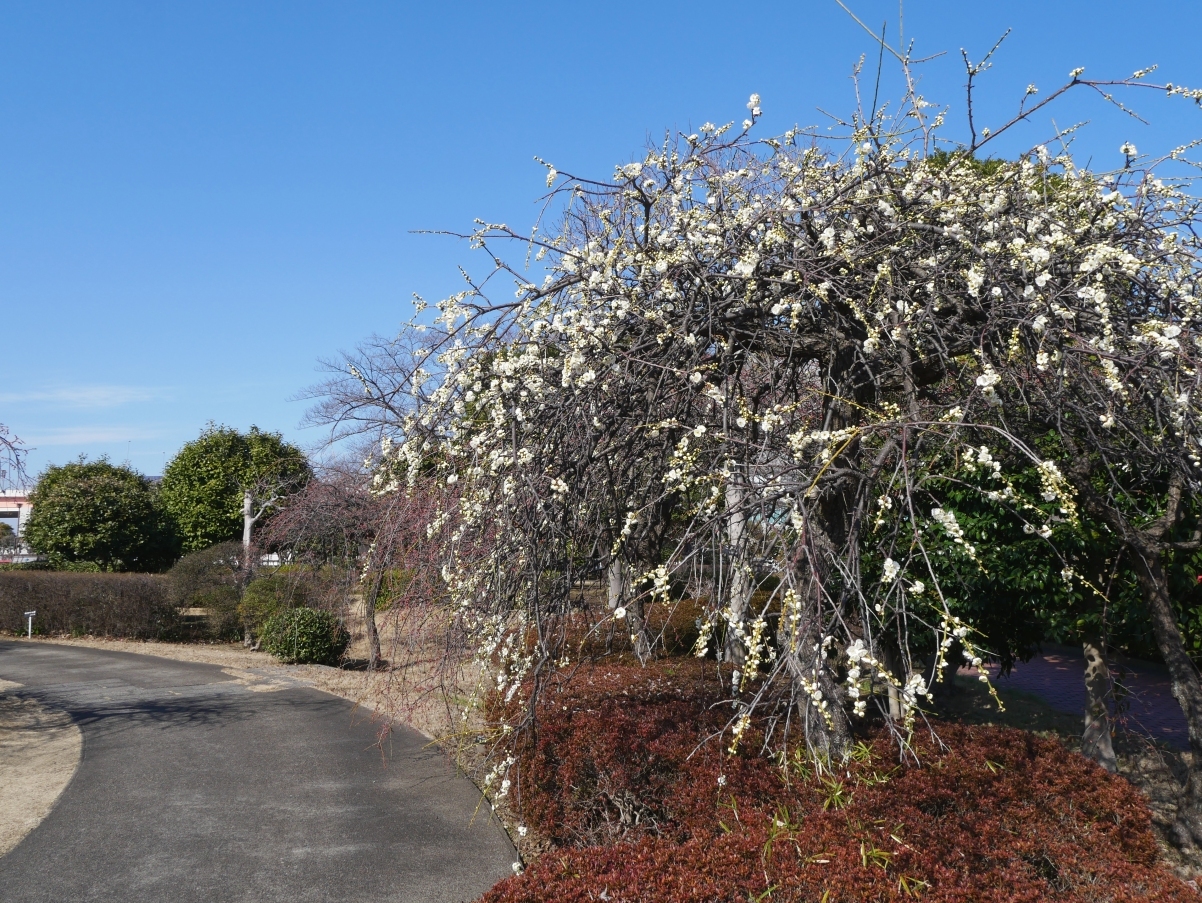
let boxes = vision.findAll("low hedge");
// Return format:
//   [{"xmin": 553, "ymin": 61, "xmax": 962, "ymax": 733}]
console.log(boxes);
[
  {"xmin": 0, "ymin": 571, "xmax": 175, "ymax": 638},
  {"xmin": 484, "ymin": 661, "xmax": 1199, "ymax": 903}
]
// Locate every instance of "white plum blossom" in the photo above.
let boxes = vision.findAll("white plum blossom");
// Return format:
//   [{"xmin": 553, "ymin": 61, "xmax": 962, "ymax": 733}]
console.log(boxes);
[{"xmin": 881, "ymin": 557, "xmax": 901, "ymax": 583}]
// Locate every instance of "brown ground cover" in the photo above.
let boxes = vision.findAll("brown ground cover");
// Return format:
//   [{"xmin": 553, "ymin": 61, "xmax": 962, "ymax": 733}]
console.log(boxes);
[{"xmin": 484, "ymin": 660, "xmax": 1202, "ymax": 903}]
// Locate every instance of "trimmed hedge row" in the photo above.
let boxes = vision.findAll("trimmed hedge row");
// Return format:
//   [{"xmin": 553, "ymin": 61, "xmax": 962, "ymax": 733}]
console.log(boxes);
[
  {"xmin": 0, "ymin": 571, "xmax": 176, "ymax": 638},
  {"xmin": 484, "ymin": 661, "xmax": 1200, "ymax": 903}
]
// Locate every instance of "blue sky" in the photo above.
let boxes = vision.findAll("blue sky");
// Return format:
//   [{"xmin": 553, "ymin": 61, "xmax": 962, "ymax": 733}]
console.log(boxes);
[{"xmin": 2, "ymin": 1, "xmax": 1200, "ymax": 482}]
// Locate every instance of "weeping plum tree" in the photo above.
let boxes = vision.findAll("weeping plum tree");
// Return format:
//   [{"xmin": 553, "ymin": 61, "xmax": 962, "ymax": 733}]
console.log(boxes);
[{"xmin": 330, "ymin": 46, "xmax": 1202, "ymax": 841}]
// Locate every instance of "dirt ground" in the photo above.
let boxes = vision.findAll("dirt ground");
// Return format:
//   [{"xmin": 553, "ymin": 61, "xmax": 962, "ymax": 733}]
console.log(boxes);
[{"xmin": 0, "ymin": 678, "xmax": 82, "ymax": 857}]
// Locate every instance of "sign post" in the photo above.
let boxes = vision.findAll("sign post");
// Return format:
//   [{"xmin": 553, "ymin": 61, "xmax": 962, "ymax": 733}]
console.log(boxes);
[{"xmin": 24, "ymin": 610, "xmax": 35, "ymax": 639}]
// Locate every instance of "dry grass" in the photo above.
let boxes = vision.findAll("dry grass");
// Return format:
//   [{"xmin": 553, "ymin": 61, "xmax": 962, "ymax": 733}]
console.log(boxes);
[{"xmin": 0, "ymin": 680, "xmax": 82, "ymax": 857}]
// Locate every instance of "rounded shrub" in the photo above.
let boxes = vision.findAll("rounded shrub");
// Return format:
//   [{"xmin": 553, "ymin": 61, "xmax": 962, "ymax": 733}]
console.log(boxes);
[{"xmin": 260, "ymin": 607, "xmax": 349, "ymax": 665}]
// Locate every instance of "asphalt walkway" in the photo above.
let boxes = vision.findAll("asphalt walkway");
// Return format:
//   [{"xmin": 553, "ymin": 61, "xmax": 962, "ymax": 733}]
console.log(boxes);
[
  {"xmin": 0, "ymin": 641, "xmax": 514, "ymax": 903},
  {"xmin": 985, "ymin": 643, "xmax": 1191, "ymax": 749}
]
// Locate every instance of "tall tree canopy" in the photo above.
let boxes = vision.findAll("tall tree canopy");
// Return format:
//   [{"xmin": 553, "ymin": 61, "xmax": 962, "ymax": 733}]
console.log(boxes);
[
  {"xmin": 24, "ymin": 457, "xmax": 178, "ymax": 571},
  {"xmin": 160, "ymin": 425, "xmax": 311, "ymax": 553}
]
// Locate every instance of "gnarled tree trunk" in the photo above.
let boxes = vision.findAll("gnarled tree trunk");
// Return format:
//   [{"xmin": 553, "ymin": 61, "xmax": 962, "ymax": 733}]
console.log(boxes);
[
  {"xmin": 1071, "ymin": 466, "xmax": 1202, "ymax": 847},
  {"xmin": 607, "ymin": 558, "xmax": 650, "ymax": 663},
  {"xmin": 1128, "ymin": 539, "xmax": 1202, "ymax": 848},
  {"xmin": 1081, "ymin": 635, "xmax": 1117, "ymax": 773}
]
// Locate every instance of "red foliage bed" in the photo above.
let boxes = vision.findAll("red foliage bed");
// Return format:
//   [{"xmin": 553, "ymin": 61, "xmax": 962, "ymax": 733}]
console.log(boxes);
[{"xmin": 484, "ymin": 661, "xmax": 1199, "ymax": 903}]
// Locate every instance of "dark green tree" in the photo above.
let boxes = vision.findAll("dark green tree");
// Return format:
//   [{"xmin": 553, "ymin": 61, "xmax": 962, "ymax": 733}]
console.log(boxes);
[
  {"xmin": 160, "ymin": 425, "xmax": 311, "ymax": 553},
  {"xmin": 24, "ymin": 457, "xmax": 178, "ymax": 571}
]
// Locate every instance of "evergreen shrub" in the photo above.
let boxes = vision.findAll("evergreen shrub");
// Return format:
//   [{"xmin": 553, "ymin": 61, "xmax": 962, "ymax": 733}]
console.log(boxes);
[
  {"xmin": 240, "ymin": 572, "xmax": 306, "ymax": 633},
  {"xmin": 166, "ymin": 542, "xmax": 244, "ymax": 639},
  {"xmin": 260, "ymin": 606, "xmax": 349, "ymax": 665},
  {"xmin": 0, "ymin": 571, "xmax": 173, "ymax": 637}
]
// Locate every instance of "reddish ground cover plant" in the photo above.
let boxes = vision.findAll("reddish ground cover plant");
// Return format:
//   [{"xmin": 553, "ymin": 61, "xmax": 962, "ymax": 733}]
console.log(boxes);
[{"xmin": 485, "ymin": 661, "xmax": 1200, "ymax": 902}]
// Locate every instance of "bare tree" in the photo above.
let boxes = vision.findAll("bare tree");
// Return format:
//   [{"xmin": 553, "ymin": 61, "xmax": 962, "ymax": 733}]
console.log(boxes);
[
  {"xmin": 0, "ymin": 422, "xmax": 26, "ymax": 490},
  {"xmin": 262, "ymin": 469, "xmax": 382, "ymax": 663}
]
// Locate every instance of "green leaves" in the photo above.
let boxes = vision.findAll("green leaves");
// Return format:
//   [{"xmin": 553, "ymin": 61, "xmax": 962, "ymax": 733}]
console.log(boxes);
[
  {"xmin": 260, "ymin": 607, "xmax": 349, "ymax": 665},
  {"xmin": 24, "ymin": 457, "xmax": 178, "ymax": 572},
  {"xmin": 159, "ymin": 424, "xmax": 310, "ymax": 553}
]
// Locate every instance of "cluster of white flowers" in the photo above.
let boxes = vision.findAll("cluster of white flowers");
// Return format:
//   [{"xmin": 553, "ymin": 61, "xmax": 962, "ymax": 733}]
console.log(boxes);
[
  {"xmin": 481, "ymin": 755, "xmax": 517, "ymax": 799},
  {"xmin": 961, "ymin": 446, "xmax": 1002, "ymax": 479},
  {"xmin": 843, "ymin": 638, "xmax": 931, "ymax": 724},
  {"xmin": 881, "ymin": 557, "xmax": 901, "ymax": 583},
  {"xmin": 930, "ymin": 508, "xmax": 976, "ymax": 559}
]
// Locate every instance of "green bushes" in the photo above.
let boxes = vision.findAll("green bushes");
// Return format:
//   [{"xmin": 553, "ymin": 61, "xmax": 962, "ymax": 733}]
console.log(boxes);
[
  {"xmin": 239, "ymin": 574, "xmax": 290, "ymax": 632},
  {"xmin": 166, "ymin": 545, "xmax": 333, "ymax": 641},
  {"xmin": 260, "ymin": 607, "xmax": 349, "ymax": 665},
  {"xmin": 0, "ymin": 543, "xmax": 351, "ymax": 660},
  {"xmin": 0, "ymin": 571, "xmax": 174, "ymax": 637},
  {"xmin": 23, "ymin": 457, "xmax": 179, "ymax": 572}
]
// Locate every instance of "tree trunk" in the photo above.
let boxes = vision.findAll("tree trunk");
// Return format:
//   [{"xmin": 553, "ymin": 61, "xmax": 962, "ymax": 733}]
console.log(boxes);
[
  {"xmin": 880, "ymin": 644, "xmax": 905, "ymax": 722},
  {"xmin": 241, "ymin": 491, "xmax": 256, "ymax": 648},
  {"xmin": 776, "ymin": 520, "xmax": 851, "ymax": 761},
  {"xmin": 723, "ymin": 479, "xmax": 755, "ymax": 689},
  {"xmin": 363, "ymin": 570, "xmax": 384, "ymax": 671},
  {"xmin": 242, "ymin": 489, "xmax": 254, "ymax": 550},
  {"xmin": 1129, "ymin": 539, "xmax": 1202, "ymax": 849},
  {"xmin": 786, "ymin": 641, "xmax": 852, "ymax": 764},
  {"xmin": 1081, "ymin": 635, "xmax": 1117, "ymax": 773},
  {"xmin": 1068, "ymin": 465, "xmax": 1202, "ymax": 845},
  {"xmin": 606, "ymin": 558, "xmax": 625, "ymax": 612},
  {"xmin": 608, "ymin": 558, "xmax": 650, "ymax": 663}
]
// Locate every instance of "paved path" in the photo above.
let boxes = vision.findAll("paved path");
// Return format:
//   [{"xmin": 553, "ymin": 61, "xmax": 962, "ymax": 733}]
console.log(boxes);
[
  {"xmin": 985, "ymin": 644, "xmax": 1191, "ymax": 749},
  {"xmin": 0, "ymin": 641, "xmax": 514, "ymax": 902}
]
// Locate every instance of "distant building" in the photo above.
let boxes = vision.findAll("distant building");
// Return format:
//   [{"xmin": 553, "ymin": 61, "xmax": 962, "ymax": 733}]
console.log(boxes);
[
  {"xmin": 0, "ymin": 489, "xmax": 32, "ymax": 536},
  {"xmin": 0, "ymin": 489, "xmax": 37, "ymax": 564}
]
